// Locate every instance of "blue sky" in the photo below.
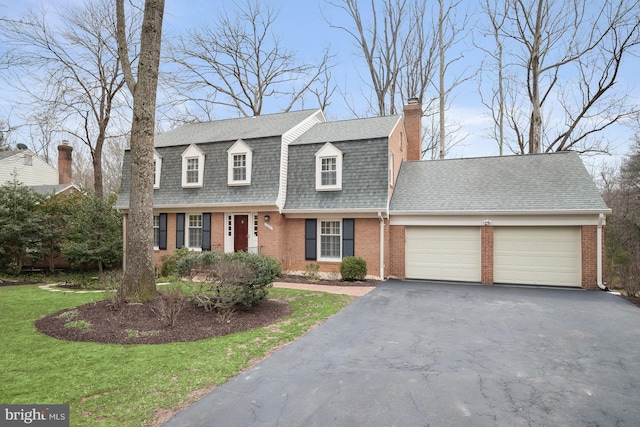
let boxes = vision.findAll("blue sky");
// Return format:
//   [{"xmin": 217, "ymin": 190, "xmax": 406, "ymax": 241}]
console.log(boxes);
[{"xmin": 1, "ymin": 0, "xmax": 638, "ymax": 171}]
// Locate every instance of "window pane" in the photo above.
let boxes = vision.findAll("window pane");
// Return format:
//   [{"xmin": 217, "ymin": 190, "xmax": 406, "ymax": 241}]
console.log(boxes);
[
  {"xmin": 233, "ymin": 154, "xmax": 246, "ymax": 181},
  {"xmin": 186, "ymin": 158, "xmax": 198, "ymax": 183},
  {"xmin": 188, "ymin": 214, "xmax": 202, "ymax": 248},
  {"xmin": 320, "ymin": 220, "xmax": 340, "ymax": 258},
  {"xmin": 153, "ymin": 215, "xmax": 160, "ymax": 247},
  {"xmin": 321, "ymin": 157, "xmax": 337, "ymax": 186}
]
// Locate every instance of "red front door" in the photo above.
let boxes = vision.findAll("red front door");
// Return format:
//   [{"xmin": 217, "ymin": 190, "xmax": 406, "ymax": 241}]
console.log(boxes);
[{"xmin": 234, "ymin": 215, "xmax": 249, "ymax": 252}]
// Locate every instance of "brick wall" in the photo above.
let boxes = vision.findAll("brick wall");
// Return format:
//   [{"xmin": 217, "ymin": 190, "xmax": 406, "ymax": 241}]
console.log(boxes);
[
  {"xmin": 257, "ymin": 211, "xmax": 285, "ymax": 263},
  {"xmin": 481, "ymin": 226, "xmax": 494, "ymax": 284},
  {"xmin": 403, "ymin": 100, "xmax": 422, "ymax": 161},
  {"xmin": 387, "ymin": 225, "xmax": 406, "ymax": 278},
  {"xmin": 581, "ymin": 225, "xmax": 599, "ymax": 290},
  {"xmin": 283, "ymin": 218, "xmax": 382, "ymax": 277}
]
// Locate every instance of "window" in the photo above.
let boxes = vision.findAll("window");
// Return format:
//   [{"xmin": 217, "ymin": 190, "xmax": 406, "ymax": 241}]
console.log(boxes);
[
  {"xmin": 227, "ymin": 139, "xmax": 252, "ymax": 185},
  {"xmin": 153, "ymin": 215, "xmax": 160, "ymax": 248},
  {"xmin": 321, "ymin": 157, "xmax": 337, "ymax": 186},
  {"xmin": 153, "ymin": 151, "xmax": 162, "ymax": 189},
  {"xmin": 389, "ymin": 152, "xmax": 394, "ymax": 187},
  {"xmin": 187, "ymin": 214, "xmax": 202, "ymax": 249},
  {"xmin": 233, "ymin": 154, "xmax": 246, "ymax": 181},
  {"xmin": 315, "ymin": 143, "xmax": 343, "ymax": 191},
  {"xmin": 186, "ymin": 158, "xmax": 199, "ymax": 183},
  {"xmin": 320, "ymin": 220, "xmax": 341, "ymax": 260},
  {"xmin": 181, "ymin": 144, "xmax": 205, "ymax": 187}
]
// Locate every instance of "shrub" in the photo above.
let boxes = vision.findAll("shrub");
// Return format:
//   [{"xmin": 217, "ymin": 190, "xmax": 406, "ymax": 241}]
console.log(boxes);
[
  {"xmin": 303, "ymin": 263, "xmax": 320, "ymax": 281},
  {"xmin": 178, "ymin": 252, "xmax": 282, "ymax": 315},
  {"xmin": 340, "ymin": 256, "xmax": 367, "ymax": 281},
  {"xmin": 160, "ymin": 247, "xmax": 190, "ymax": 278}
]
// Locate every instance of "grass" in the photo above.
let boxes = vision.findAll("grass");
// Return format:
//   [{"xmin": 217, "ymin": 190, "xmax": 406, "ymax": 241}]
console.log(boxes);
[{"xmin": 0, "ymin": 284, "xmax": 353, "ymax": 426}]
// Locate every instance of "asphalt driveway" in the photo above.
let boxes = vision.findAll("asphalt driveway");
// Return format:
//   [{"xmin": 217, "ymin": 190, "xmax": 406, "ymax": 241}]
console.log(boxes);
[{"xmin": 163, "ymin": 280, "xmax": 640, "ymax": 426}]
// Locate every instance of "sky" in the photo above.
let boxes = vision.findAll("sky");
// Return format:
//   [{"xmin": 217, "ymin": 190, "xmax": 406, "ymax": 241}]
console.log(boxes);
[{"xmin": 1, "ymin": 0, "xmax": 639, "ymax": 175}]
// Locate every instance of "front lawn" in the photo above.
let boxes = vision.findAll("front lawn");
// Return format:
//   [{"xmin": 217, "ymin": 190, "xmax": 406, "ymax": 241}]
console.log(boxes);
[{"xmin": 0, "ymin": 284, "xmax": 352, "ymax": 426}]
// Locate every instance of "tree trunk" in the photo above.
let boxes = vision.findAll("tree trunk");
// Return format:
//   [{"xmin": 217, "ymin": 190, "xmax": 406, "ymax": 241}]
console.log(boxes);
[
  {"xmin": 528, "ymin": 0, "xmax": 545, "ymax": 154},
  {"xmin": 438, "ymin": 0, "xmax": 446, "ymax": 159},
  {"xmin": 117, "ymin": 0, "xmax": 165, "ymax": 303}
]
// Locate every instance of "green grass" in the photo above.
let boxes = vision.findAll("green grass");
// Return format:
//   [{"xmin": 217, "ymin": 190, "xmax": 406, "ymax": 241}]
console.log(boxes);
[{"xmin": 0, "ymin": 284, "xmax": 352, "ymax": 426}]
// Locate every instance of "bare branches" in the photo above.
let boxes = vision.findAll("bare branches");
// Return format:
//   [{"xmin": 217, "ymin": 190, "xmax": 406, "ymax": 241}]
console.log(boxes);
[{"xmin": 164, "ymin": 0, "xmax": 335, "ymax": 119}]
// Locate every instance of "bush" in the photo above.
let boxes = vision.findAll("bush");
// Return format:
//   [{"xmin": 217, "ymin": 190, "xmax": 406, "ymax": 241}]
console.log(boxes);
[
  {"xmin": 160, "ymin": 247, "xmax": 190, "ymax": 278},
  {"xmin": 178, "ymin": 252, "xmax": 282, "ymax": 314},
  {"xmin": 340, "ymin": 256, "xmax": 367, "ymax": 281}
]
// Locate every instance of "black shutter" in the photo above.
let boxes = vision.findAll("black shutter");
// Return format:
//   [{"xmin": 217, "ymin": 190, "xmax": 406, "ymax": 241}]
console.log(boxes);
[
  {"xmin": 176, "ymin": 213, "xmax": 185, "ymax": 249},
  {"xmin": 305, "ymin": 219, "xmax": 317, "ymax": 260},
  {"xmin": 342, "ymin": 219, "xmax": 354, "ymax": 257},
  {"xmin": 202, "ymin": 213, "xmax": 211, "ymax": 251},
  {"xmin": 159, "ymin": 213, "xmax": 167, "ymax": 250}
]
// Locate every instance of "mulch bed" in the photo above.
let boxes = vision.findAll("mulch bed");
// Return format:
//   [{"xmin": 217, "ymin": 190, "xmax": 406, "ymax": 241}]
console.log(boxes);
[
  {"xmin": 35, "ymin": 297, "xmax": 291, "ymax": 345},
  {"xmin": 277, "ymin": 274, "xmax": 381, "ymax": 287}
]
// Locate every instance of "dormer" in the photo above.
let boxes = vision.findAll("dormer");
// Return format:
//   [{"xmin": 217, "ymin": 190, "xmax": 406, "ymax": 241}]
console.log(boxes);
[
  {"xmin": 181, "ymin": 144, "xmax": 205, "ymax": 188},
  {"xmin": 153, "ymin": 150, "xmax": 162, "ymax": 189},
  {"xmin": 315, "ymin": 142, "xmax": 343, "ymax": 191},
  {"xmin": 227, "ymin": 139, "xmax": 253, "ymax": 186}
]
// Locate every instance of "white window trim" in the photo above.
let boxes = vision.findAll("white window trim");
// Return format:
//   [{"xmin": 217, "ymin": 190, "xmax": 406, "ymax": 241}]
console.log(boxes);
[
  {"xmin": 153, "ymin": 214, "xmax": 160, "ymax": 249},
  {"xmin": 388, "ymin": 151, "xmax": 394, "ymax": 187},
  {"xmin": 186, "ymin": 213, "xmax": 203, "ymax": 251},
  {"xmin": 227, "ymin": 139, "xmax": 252, "ymax": 186},
  {"xmin": 181, "ymin": 144, "xmax": 205, "ymax": 188},
  {"xmin": 315, "ymin": 142, "xmax": 343, "ymax": 191},
  {"xmin": 317, "ymin": 219, "xmax": 342, "ymax": 261},
  {"xmin": 153, "ymin": 151, "xmax": 162, "ymax": 189}
]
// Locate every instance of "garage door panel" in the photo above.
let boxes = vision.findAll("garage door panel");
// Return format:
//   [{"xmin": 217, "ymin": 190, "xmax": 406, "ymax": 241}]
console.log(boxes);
[
  {"xmin": 406, "ymin": 227, "xmax": 481, "ymax": 282},
  {"xmin": 494, "ymin": 227, "xmax": 580, "ymax": 287}
]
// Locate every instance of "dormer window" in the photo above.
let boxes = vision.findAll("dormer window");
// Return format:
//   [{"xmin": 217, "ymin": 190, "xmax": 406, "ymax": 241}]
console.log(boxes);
[
  {"xmin": 153, "ymin": 150, "xmax": 162, "ymax": 189},
  {"xmin": 315, "ymin": 142, "xmax": 342, "ymax": 191},
  {"xmin": 227, "ymin": 139, "xmax": 252, "ymax": 186},
  {"xmin": 181, "ymin": 144, "xmax": 205, "ymax": 188}
]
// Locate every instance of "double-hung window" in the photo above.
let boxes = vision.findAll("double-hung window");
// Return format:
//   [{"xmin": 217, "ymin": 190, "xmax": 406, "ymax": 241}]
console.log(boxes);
[
  {"xmin": 320, "ymin": 220, "xmax": 341, "ymax": 259},
  {"xmin": 233, "ymin": 154, "xmax": 247, "ymax": 181},
  {"xmin": 181, "ymin": 144, "xmax": 205, "ymax": 188},
  {"xmin": 153, "ymin": 215, "xmax": 160, "ymax": 248},
  {"xmin": 187, "ymin": 214, "xmax": 203, "ymax": 249},
  {"xmin": 227, "ymin": 139, "xmax": 252, "ymax": 185},
  {"xmin": 321, "ymin": 157, "xmax": 337, "ymax": 186},
  {"xmin": 315, "ymin": 143, "xmax": 342, "ymax": 191},
  {"xmin": 186, "ymin": 158, "xmax": 199, "ymax": 184}
]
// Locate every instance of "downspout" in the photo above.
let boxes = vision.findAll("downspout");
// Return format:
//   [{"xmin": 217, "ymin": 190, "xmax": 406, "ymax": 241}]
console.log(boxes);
[
  {"xmin": 378, "ymin": 211, "xmax": 385, "ymax": 279},
  {"xmin": 597, "ymin": 213, "xmax": 608, "ymax": 291}
]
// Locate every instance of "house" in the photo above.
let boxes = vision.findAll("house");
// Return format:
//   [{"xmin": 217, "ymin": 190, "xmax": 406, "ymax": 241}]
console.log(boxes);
[
  {"xmin": 0, "ymin": 143, "xmax": 77, "ymax": 195},
  {"xmin": 116, "ymin": 100, "xmax": 610, "ymax": 289}
]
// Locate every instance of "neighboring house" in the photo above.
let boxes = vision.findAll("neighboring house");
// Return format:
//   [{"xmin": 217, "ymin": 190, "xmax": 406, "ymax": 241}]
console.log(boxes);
[
  {"xmin": 0, "ymin": 143, "xmax": 77, "ymax": 195},
  {"xmin": 116, "ymin": 100, "xmax": 610, "ymax": 289}
]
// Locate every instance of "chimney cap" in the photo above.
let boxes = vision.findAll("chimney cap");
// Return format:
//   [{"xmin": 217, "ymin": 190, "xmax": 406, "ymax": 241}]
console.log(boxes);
[{"xmin": 408, "ymin": 97, "xmax": 420, "ymax": 105}]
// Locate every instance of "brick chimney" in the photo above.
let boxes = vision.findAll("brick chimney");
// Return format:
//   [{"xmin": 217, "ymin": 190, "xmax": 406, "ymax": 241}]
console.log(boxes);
[
  {"xmin": 57, "ymin": 142, "xmax": 73, "ymax": 184},
  {"xmin": 404, "ymin": 97, "xmax": 422, "ymax": 161}
]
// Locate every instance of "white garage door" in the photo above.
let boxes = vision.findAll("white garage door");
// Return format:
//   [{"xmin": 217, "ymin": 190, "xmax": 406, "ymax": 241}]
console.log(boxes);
[
  {"xmin": 494, "ymin": 227, "xmax": 581, "ymax": 287},
  {"xmin": 405, "ymin": 227, "xmax": 481, "ymax": 282}
]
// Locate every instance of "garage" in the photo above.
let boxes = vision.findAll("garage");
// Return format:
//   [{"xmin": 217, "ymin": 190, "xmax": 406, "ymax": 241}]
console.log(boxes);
[
  {"xmin": 494, "ymin": 227, "xmax": 581, "ymax": 287},
  {"xmin": 405, "ymin": 226, "xmax": 481, "ymax": 282}
]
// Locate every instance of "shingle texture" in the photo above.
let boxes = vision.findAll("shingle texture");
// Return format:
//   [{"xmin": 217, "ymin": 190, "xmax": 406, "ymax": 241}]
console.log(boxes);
[
  {"xmin": 117, "ymin": 136, "xmax": 282, "ymax": 209},
  {"xmin": 290, "ymin": 115, "xmax": 401, "ymax": 145},
  {"xmin": 284, "ymin": 138, "xmax": 389, "ymax": 211},
  {"xmin": 0, "ymin": 150, "xmax": 17, "ymax": 161},
  {"xmin": 390, "ymin": 152, "xmax": 610, "ymax": 212},
  {"xmin": 154, "ymin": 110, "xmax": 319, "ymax": 147}
]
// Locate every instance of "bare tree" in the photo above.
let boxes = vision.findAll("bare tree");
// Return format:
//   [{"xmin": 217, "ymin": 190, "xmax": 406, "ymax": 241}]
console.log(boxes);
[
  {"xmin": 0, "ymin": 0, "xmax": 139, "ymax": 196},
  {"xmin": 484, "ymin": 0, "xmax": 640, "ymax": 154},
  {"xmin": 326, "ymin": 0, "xmax": 410, "ymax": 117},
  {"xmin": 165, "ymin": 0, "xmax": 334, "ymax": 120},
  {"xmin": 116, "ymin": 0, "xmax": 165, "ymax": 303}
]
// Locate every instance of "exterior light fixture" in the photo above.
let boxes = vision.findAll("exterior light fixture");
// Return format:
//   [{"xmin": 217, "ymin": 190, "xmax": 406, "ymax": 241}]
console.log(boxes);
[{"xmin": 264, "ymin": 215, "xmax": 270, "ymax": 222}]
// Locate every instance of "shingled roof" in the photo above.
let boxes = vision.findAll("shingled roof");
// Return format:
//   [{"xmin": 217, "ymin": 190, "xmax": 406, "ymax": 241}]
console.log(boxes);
[
  {"xmin": 390, "ymin": 151, "xmax": 610, "ymax": 213},
  {"xmin": 154, "ymin": 109, "xmax": 321, "ymax": 147}
]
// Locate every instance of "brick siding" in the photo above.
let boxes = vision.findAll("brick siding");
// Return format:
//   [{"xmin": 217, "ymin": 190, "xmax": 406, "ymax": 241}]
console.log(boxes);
[{"xmin": 481, "ymin": 226, "xmax": 494, "ymax": 284}]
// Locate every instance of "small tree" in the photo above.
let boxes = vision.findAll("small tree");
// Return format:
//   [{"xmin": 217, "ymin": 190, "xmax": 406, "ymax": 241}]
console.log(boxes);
[
  {"xmin": 61, "ymin": 192, "xmax": 122, "ymax": 277},
  {"xmin": 38, "ymin": 192, "xmax": 73, "ymax": 273},
  {"xmin": 0, "ymin": 175, "xmax": 44, "ymax": 273}
]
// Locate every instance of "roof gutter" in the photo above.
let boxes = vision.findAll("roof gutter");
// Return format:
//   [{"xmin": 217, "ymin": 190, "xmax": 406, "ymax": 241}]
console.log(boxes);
[
  {"xmin": 597, "ymin": 213, "xmax": 608, "ymax": 291},
  {"xmin": 390, "ymin": 209, "xmax": 612, "ymax": 216}
]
